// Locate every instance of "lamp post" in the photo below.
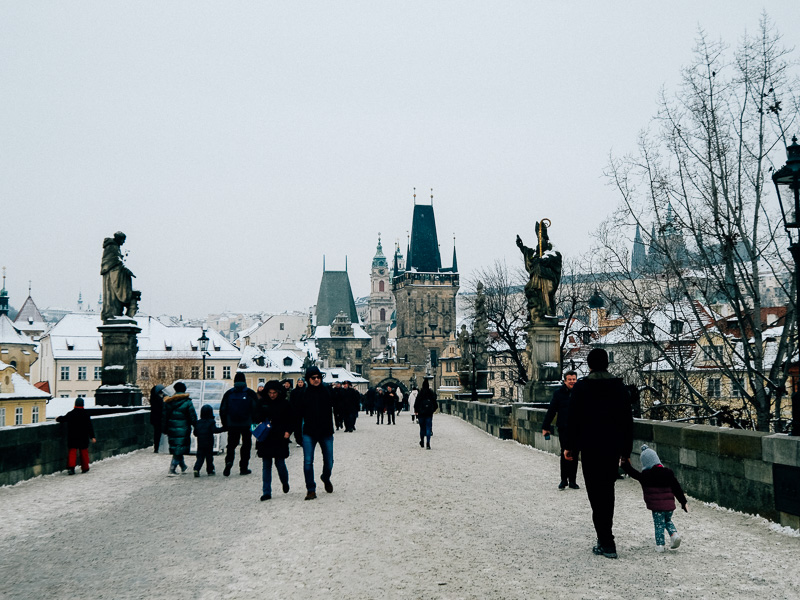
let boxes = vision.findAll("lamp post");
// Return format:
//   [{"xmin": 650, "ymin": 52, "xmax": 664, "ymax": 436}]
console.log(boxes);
[
  {"xmin": 198, "ymin": 327, "xmax": 210, "ymax": 381},
  {"xmin": 772, "ymin": 135, "xmax": 800, "ymax": 436},
  {"xmin": 468, "ymin": 333, "xmax": 478, "ymax": 402}
]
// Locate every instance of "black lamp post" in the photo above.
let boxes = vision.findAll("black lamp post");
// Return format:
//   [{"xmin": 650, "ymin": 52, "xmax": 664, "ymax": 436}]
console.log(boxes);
[
  {"xmin": 468, "ymin": 333, "xmax": 478, "ymax": 402},
  {"xmin": 772, "ymin": 135, "xmax": 800, "ymax": 436},
  {"xmin": 198, "ymin": 327, "xmax": 210, "ymax": 381}
]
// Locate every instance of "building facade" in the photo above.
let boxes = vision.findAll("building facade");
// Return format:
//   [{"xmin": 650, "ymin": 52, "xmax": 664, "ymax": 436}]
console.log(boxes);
[{"xmin": 366, "ymin": 235, "xmax": 395, "ymax": 354}]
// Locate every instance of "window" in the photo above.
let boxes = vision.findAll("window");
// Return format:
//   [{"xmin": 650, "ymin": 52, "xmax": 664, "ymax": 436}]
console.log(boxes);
[
  {"xmin": 380, "ymin": 308, "xmax": 386, "ymax": 322},
  {"xmin": 641, "ymin": 320, "xmax": 655, "ymax": 337},
  {"xmin": 280, "ymin": 323, "xmax": 285, "ymax": 330},
  {"xmin": 643, "ymin": 349, "xmax": 652, "ymax": 363},
  {"xmin": 283, "ymin": 357, "xmax": 293, "ymax": 367},
  {"xmin": 32, "ymin": 406, "xmax": 39, "ymax": 424},
  {"xmin": 60, "ymin": 366, "xmax": 70, "ymax": 380},
  {"xmin": 500, "ymin": 371, "xmax": 506, "ymax": 380},
  {"xmin": 669, "ymin": 377, "xmax": 681, "ymax": 400},
  {"xmin": 582, "ymin": 331, "xmax": 592, "ymax": 344},
  {"xmin": 206, "ymin": 365, "xmax": 215, "ymax": 379},
  {"xmin": 500, "ymin": 388, "xmax": 506, "ymax": 397},
  {"xmin": 191, "ymin": 366, "xmax": 200, "ymax": 379},
  {"xmin": 335, "ymin": 349, "xmax": 343, "ymax": 359},
  {"xmin": 0, "ymin": 407, "xmax": 5, "ymax": 426},
  {"xmin": 258, "ymin": 378, "xmax": 265, "ymax": 386},
  {"xmin": 158, "ymin": 366, "xmax": 167, "ymax": 380},
  {"xmin": 730, "ymin": 377, "xmax": 745, "ymax": 398},
  {"xmin": 15, "ymin": 407, "xmax": 23, "ymax": 425},
  {"xmin": 379, "ymin": 281, "xmax": 385, "ymax": 292},
  {"xmin": 380, "ymin": 336, "xmax": 386, "ymax": 345},
  {"xmin": 77, "ymin": 366, "xmax": 87, "ymax": 381},
  {"xmin": 706, "ymin": 378, "xmax": 721, "ymax": 398},
  {"xmin": 141, "ymin": 366, "xmax": 150, "ymax": 378},
  {"xmin": 356, "ymin": 349, "xmax": 362, "ymax": 359},
  {"xmin": 703, "ymin": 344, "xmax": 722, "ymax": 361},
  {"xmin": 223, "ymin": 366, "xmax": 231, "ymax": 379},
  {"xmin": 608, "ymin": 351, "xmax": 615, "ymax": 364},
  {"xmin": 94, "ymin": 366, "xmax": 102, "ymax": 380},
  {"xmin": 77, "ymin": 394, "xmax": 87, "ymax": 399},
  {"xmin": 10, "ymin": 360, "xmax": 17, "ymax": 369},
  {"xmin": 670, "ymin": 320, "xmax": 684, "ymax": 335},
  {"xmin": 489, "ymin": 371, "xmax": 495, "ymax": 380},
  {"xmin": 60, "ymin": 394, "xmax": 69, "ymax": 398}
]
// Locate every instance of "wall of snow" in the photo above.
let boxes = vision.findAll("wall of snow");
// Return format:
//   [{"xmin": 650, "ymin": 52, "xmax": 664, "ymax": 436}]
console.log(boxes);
[
  {"xmin": 439, "ymin": 398, "xmax": 800, "ymax": 529},
  {"xmin": 0, "ymin": 410, "xmax": 153, "ymax": 486}
]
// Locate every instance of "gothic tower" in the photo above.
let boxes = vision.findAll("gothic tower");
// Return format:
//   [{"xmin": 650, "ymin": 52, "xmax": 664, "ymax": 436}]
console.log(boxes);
[
  {"xmin": 367, "ymin": 235, "xmax": 394, "ymax": 354},
  {"xmin": 393, "ymin": 200, "xmax": 459, "ymax": 378}
]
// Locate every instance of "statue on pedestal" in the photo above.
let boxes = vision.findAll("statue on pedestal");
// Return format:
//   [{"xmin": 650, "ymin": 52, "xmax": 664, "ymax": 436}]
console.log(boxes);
[
  {"xmin": 100, "ymin": 231, "xmax": 140, "ymax": 322},
  {"xmin": 516, "ymin": 219, "xmax": 562, "ymax": 323}
]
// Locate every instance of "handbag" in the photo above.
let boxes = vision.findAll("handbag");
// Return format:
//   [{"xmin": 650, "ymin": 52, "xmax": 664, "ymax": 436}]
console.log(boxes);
[{"xmin": 251, "ymin": 420, "xmax": 271, "ymax": 442}]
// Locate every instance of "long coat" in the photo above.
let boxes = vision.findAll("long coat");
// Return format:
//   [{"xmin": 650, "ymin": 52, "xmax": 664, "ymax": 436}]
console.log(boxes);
[
  {"xmin": 161, "ymin": 393, "xmax": 197, "ymax": 455},
  {"xmin": 56, "ymin": 408, "xmax": 95, "ymax": 449},
  {"xmin": 254, "ymin": 395, "xmax": 293, "ymax": 460},
  {"xmin": 297, "ymin": 383, "xmax": 335, "ymax": 439}
]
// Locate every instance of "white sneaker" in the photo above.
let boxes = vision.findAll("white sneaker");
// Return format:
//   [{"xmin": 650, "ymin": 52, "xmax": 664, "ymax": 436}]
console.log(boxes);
[
  {"xmin": 669, "ymin": 533, "xmax": 681, "ymax": 549},
  {"xmin": 655, "ymin": 545, "xmax": 666, "ymax": 553}
]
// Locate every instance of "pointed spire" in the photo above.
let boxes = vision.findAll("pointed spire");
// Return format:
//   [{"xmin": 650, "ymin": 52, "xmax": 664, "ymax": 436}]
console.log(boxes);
[
  {"xmin": 452, "ymin": 235, "xmax": 458, "ymax": 273},
  {"xmin": 28, "ymin": 280, "xmax": 32, "ymax": 296},
  {"xmin": 413, "ymin": 187, "xmax": 416, "ymax": 205},
  {"xmin": 323, "ymin": 255, "xmax": 326, "ymax": 272},
  {"xmin": 430, "ymin": 188, "xmax": 434, "ymax": 205},
  {"xmin": 345, "ymin": 255, "xmax": 348, "ymax": 272}
]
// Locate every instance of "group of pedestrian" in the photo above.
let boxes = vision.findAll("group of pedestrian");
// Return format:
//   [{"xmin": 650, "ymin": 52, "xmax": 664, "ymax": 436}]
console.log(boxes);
[
  {"xmin": 365, "ymin": 383, "xmax": 407, "ymax": 425},
  {"xmin": 545, "ymin": 348, "xmax": 688, "ymax": 559}
]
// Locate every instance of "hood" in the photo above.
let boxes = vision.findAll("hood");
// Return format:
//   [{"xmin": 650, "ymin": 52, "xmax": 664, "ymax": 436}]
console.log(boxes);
[
  {"xmin": 165, "ymin": 393, "xmax": 192, "ymax": 404},
  {"xmin": 200, "ymin": 404, "xmax": 214, "ymax": 419}
]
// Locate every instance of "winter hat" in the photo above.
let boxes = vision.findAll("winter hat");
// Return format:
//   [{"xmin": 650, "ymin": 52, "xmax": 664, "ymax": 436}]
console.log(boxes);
[
  {"xmin": 640, "ymin": 444, "xmax": 661, "ymax": 470},
  {"xmin": 200, "ymin": 404, "xmax": 214, "ymax": 419},
  {"xmin": 265, "ymin": 380, "xmax": 283, "ymax": 392},
  {"xmin": 305, "ymin": 366, "xmax": 323, "ymax": 380},
  {"xmin": 587, "ymin": 348, "xmax": 609, "ymax": 371},
  {"xmin": 174, "ymin": 382, "xmax": 187, "ymax": 393},
  {"xmin": 75, "ymin": 398, "xmax": 85, "ymax": 407},
  {"xmin": 234, "ymin": 372, "xmax": 246, "ymax": 384}
]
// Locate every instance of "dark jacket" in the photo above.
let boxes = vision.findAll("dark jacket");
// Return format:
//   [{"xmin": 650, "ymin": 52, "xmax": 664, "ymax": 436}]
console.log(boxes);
[
  {"xmin": 161, "ymin": 393, "xmax": 198, "ymax": 455},
  {"xmin": 341, "ymin": 387, "xmax": 361, "ymax": 414},
  {"xmin": 149, "ymin": 386, "xmax": 164, "ymax": 427},
  {"xmin": 297, "ymin": 383, "xmax": 335, "ymax": 439},
  {"xmin": 543, "ymin": 384, "xmax": 571, "ymax": 437},
  {"xmin": 194, "ymin": 404, "xmax": 224, "ymax": 449},
  {"xmin": 385, "ymin": 389, "xmax": 398, "ymax": 412},
  {"xmin": 56, "ymin": 408, "xmax": 95, "ymax": 449},
  {"xmin": 621, "ymin": 462, "xmax": 687, "ymax": 512},
  {"xmin": 254, "ymin": 392, "xmax": 293, "ymax": 459},
  {"xmin": 414, "ymin": 388, "xmax": 438, "ymax": 417},
  {"xmin": 220, "ymin": 382, "xmax": 258, "ymax": 429},
  {"xmin": 373, "ymin": 390, "xmax": 385, "ymax": 411},
  {"xmin": 564, "ymin": 371, "xmax": 633, "ymax": 458}
]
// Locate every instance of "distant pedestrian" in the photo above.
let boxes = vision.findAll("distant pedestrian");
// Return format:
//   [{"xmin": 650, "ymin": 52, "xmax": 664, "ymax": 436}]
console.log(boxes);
[
  {"xmin": 149, "ymin": 385, "xmax": 164, "ymax": 452},
  {"xmin": 621, "ymin": 445, "xmax": 688, "ymax": 552},
  {"xmin": 289, "ymin": 377, "xmax": 306, "ymax": 447},
  {"xmin": 414, "ymin": 379, "xmax": 438, "ymax": 449},
  {"xmin": 193, "ymin": 404, "xmax": 224, "ymax": 476},
  {"xmin": 296, "ymin": 366, "xmax": 335, "ymax": 500},
  {"xmin": 56, "ymin": 398, "xmax": 96, "ymax": 475},
  {"xmin": 543, "ymin": 371, "xmax": 580, "ymax": 490},
  {"xmin": 332, "ymin": 381, "xmax": 344, "ymax": 430},
  {"xmin": 364, "ymin": 386, "xmax": 375, "ymax": 416},
  {"xmin": 162, "ymin": 382, "xmax": 198, "ymax": 477},
  {"xmin": 374, "ymin": 387, "xmax": 386, "ymax": 424},
  {"xmin": 563, "ymin": 348, "xmax": 633, "ymax": 559},
  {"xmin": 385, "ymin": 385, "xmax": 398, "ymax": 425},
  {"xmin": 407, "ymin": 387, "xmax": 418, "ymax": 422},
  {"xmin": 220, "ymin": 372, "xmax": 258, "ymax": 476},
  {"xmin": 255, "ymin": 380, "xmax": 293, "ymax": 501},
  {"xmin": 341, "ymin": 380, "xmax": 360, "ymax": 432}
]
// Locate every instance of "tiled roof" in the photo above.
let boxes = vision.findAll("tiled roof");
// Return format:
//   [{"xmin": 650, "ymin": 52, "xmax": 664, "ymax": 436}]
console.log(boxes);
[{"xmin": 315, "ymin": 271, "xmax": 359, "ymax": 327}]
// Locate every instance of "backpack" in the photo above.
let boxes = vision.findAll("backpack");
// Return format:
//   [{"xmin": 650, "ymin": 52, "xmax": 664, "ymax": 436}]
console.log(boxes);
[
  {"xmin": 226, "ymin": 389, "xmax": 251, "ymax": 423},
  {"xmin": 419, "ymin": 395, "xmax": 435, "ymax": 415}
]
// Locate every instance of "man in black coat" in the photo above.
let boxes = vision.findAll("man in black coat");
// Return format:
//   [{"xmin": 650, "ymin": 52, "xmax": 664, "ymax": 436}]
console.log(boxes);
[
  {"xmin": 56, "ymin": 398, "xmax": 96, "ymax": 474},
  {"xmin": 296, "ymin": 366, "xmax": 335, "ymax": 500},
  {"xmin": 149, "ymin": 385, "xmax": 164, "ymax": 452},
  {"xmin": 542, "ymin": 371, "xmax": 579, "ymax": 490},
  {"xmin": 341, "ymin": 380, "xmax": 360, "ymax": 432},
  {"xmin": 564, "ymin": 349, "xmax": 633, "ymax": 559},
  {"xmin": 220, "ymin": 372, "xmax": 258, "ymax": 476}
]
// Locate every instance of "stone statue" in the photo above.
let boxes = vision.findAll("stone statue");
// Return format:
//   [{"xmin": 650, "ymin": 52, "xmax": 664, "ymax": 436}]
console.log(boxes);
[
  {"xmin": 100, "ymin": 232, "xmax": 140, "ymax": 322},
  {"xmin": 516, "ymin": 220, "xmax": 562, "ymax": 323}
]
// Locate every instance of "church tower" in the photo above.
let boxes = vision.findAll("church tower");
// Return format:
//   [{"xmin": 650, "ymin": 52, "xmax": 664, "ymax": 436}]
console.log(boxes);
[
  {"xmin": 393, "ymin": 195, "xmax": 459, "ymax": 379},
  {"xmin": 367, "ymin": 235, "xmax": 394, "ymax": 354}
]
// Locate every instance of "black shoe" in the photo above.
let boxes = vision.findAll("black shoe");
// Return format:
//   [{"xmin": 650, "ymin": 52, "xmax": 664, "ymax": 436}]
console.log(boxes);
[
  {"xmin": 194, "ymin": 470, "xmax": 200, "ymax": 478},
  {"xmin": 67, "ymin": 468, "xmax": 76, "ymax": 475},
  {"xmin": 558, "ymin": 481, "xmax": 567, "ymax": 490},
  {"xmin": 420, "ymin": 440, "xmax": 424, "ymax": 447},
  {"xmin": 208, "ymin": 471, "xmax": 216, "ymax": 476},
  {"xmin": 322, "ymin": 478, "xmax": 333, "ymax": 493},
  {"xmin": 305, "ymin": 491, "xmax": 317, "ymax": 500},
  {"xmin": 282, "ymin": 482, "xmax": 290, "ymax": 494},
  {"xmin": 223, "ymin": 464, "xmax": 232, "ymax": 477},
  {"xmin": 240, "ymin": 469, "xmax": 252, "ymax": 476},
  {"xmin": 592, "ymin": 544, "xmax": 618, "ymax": 559},
  {"xmin": 426, "ymin": 443, "xmax": 431, "ymax": 449},
  {"xmin": 260, "ymin": 494, "xmax": 271, "ymax": 501},
  {"xmin": 569, "ymin": 482, "xmax": 580, "ymax": 489}
]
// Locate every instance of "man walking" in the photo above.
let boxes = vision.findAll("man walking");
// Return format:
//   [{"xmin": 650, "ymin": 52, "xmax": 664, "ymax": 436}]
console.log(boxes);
[
  {"xmin": 296, "ymin": 366, "xmax": 335, "ymax": 500},
  {"xmin": 564, "ymin": 349, "xmax": 633, "ymax": 559},
  {"xmin": 543, "ymin": 371, "xmax": 579, "ymax": 490},
  {"xmin": 220, "ymin": 372, "xmax": 258, "ymax": 476}
]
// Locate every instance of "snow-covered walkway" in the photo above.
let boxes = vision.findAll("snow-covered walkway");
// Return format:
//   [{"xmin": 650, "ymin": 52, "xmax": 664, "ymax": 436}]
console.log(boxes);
[{"xmin": 2, "ymin": 413, "xmax": 798, "ymax": 600}]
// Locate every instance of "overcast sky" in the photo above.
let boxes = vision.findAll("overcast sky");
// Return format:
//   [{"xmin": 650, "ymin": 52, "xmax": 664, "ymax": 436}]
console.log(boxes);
[{"xmin": 2, "ymin": 2, "xmax": 798, "ymax": 319}]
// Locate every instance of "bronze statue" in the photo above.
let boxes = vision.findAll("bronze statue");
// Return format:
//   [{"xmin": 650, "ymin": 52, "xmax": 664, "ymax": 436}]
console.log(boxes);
[
  {"xmin": 100, "ymin": 232, "xmax": 140, "ymax": 321},
  {"xmin": 516, "ymin": 219, "xmax": 562, "ymax": 323}
]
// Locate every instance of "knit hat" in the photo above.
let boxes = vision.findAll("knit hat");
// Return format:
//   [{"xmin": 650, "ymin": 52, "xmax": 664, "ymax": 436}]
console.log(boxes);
[
  {"xmin": 75, "ymin": 398, "xmax": 85, "ymax": 407},
  {"xmin": 234, "ymin": 372, "xmax": 246, "ymax": 384},
  {"xmin": 174, "ymin": 382, "xmax": 187, "ymax": 393},
  {"xmin": 587, "ymin": 348, "xmax": 609, "ymax": 371},
  {"xmin": 640, "ymin": 444, "xmax": 661, "ymax": 470}
]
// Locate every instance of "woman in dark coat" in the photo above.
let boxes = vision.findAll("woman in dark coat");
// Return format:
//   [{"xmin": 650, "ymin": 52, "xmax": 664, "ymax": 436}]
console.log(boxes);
[
  {"xmin": 414, "ymin": 379, "xmax": 438, "ymax": 449},
  {"xmin": 149, "ymin": 384, "xmax": 165, "ymax": 452},
  {"xmin": 255, "ymin": 380, "xmax": 293, "ymax": 501},
  {"xmin": 161, "ymin": 382, "xmax": 197, "ymax": 476}
]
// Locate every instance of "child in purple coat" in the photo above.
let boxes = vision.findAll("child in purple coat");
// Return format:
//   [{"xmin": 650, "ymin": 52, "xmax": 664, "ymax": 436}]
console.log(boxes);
[{"xmin": 621, "ymin": 445, "xmax": 688, "ymax": 552}]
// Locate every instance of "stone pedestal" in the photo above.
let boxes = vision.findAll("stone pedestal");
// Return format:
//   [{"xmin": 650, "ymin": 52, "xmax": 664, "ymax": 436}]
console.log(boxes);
[
  {"xmin": 523, "ymin": 320, "xmax": 563, "ymax": 404},
  {"xmin": 95, "ymin": 318, "xmax": 143, "ymax": 407}
]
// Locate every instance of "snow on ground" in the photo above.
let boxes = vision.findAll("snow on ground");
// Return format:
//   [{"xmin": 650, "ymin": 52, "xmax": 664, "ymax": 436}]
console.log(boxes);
[{"xmin": 1, "ymin": 413, "xmax": 799, "ymax": 600}]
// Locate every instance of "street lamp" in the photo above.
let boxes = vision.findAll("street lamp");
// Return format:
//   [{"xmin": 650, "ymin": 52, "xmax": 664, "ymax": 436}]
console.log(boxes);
[
  {"xmin": 198, "ymin": 327, "xmax": 210, "ymax": 381},
  {"xmin": 468, "ymin": 333, "xmax": 478, "ymax": 402},
  {"xmin": 772, "ymin": 135, "xmax": 800, "ymax": 436}
]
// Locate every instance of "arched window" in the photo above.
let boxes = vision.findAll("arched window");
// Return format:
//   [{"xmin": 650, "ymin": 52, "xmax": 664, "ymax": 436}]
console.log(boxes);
[
  {"xmin": 380, "ymin": 308, "xmax": 386, "ymax": 321},
  {"xmin": 379, "ymin": 280, "xmax": 385, "ymax": 292},
  {"xmin": 380, "ymin": 336, "xmax": 386, "ymax": 345}
]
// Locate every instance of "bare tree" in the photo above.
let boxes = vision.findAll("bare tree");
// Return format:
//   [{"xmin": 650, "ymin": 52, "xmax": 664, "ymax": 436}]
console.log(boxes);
[{"xmin": 594, "ymin": 16, "xmax": 799, "ymax": 431}]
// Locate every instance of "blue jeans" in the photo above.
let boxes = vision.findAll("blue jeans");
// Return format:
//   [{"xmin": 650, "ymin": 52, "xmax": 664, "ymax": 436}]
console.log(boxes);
[
  {"xmin": 261, "ymin": 457, "xmax": 289, "ymax": 495},
  {"xmin": 302, "ymin": 434, "xmax": 334, "ymax": 492},
  {"xmin": 418, "ymin": 416, "xmax": 433, "ymax": 439}
]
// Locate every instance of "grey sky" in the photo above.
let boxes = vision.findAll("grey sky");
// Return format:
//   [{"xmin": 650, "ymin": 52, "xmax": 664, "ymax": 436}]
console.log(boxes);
[{"xmin": 2, "ymin": 2, "xmax": 798, "ymax": 318}]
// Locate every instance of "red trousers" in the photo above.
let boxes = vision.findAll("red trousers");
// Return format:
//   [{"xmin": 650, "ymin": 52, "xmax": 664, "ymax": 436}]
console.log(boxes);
[{"xmin": 68, "ymin": 448, "xmax": 90, "ymax": 472}]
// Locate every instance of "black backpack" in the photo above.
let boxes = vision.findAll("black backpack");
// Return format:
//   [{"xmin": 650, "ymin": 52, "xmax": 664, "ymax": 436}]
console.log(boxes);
[{"xmin": 227, "ymin": 389, "xmax": 251, "ymax": 423}]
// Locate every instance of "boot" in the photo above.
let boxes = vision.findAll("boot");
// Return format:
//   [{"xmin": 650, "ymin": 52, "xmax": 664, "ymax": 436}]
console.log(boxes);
[{"xmin": 223, "ymin": 462, "xmax": 232, "ymax": 477}]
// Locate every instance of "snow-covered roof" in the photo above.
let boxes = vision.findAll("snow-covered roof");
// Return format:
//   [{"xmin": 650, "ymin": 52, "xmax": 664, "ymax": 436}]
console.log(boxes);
[
  {"xmin": 0, "ymin": 372, "xmax": 51, "ymax": 400},
  {"xmin": 237, "ymin": 344, "xmax": 309, "ymax": 373},
  {"xmin": 320, "ymin": 367, "xmax": 368, "ymax": 384},
  {"xmin": 0, "ymin": 314, "xmax": 35, "ymax": 345},
  {"xmin": 596, "ymin": 301, "xmax": 720, "ymax": 346},
  {"xmin": 46, "ymin": 396, "xmax": 96, "ymax": 419},
  {"xmin": 42, "ymin": 313, "xmax": 240, "ymax": 361},
  {"xmin": 313, "ymin": 323, "xmax": 371, "ymax": 339}
]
